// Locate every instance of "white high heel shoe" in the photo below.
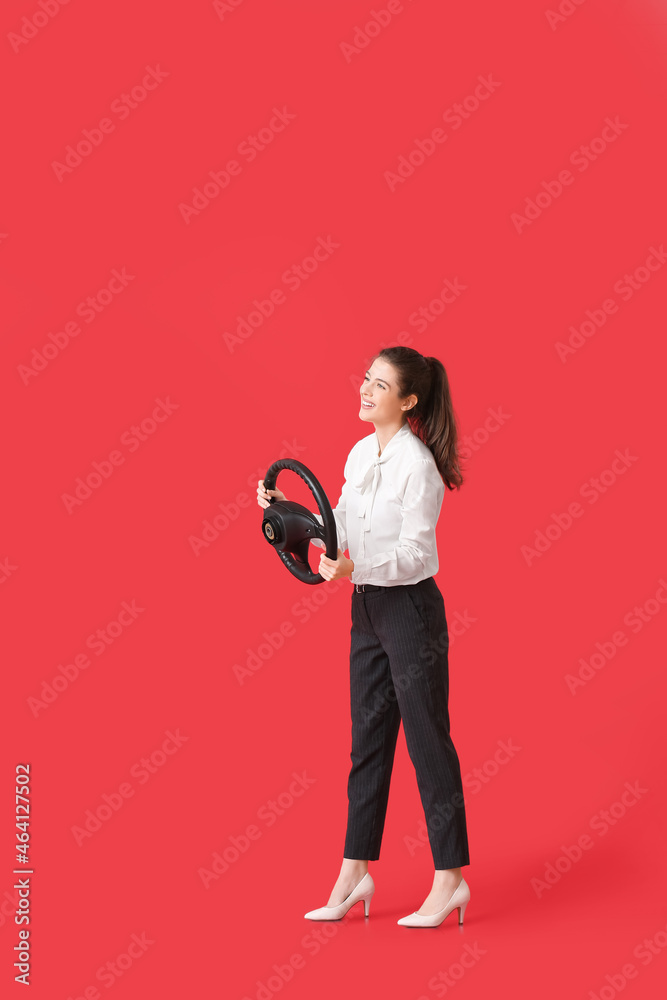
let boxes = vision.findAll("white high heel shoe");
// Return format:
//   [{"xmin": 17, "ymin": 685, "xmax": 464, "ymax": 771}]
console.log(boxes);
[
  {"xmin": 397, "ymin": 877, "xmax": 470, "ymax": 927},
  {"xmin": 304, "ymin": 872, "xmax": 375, "ymax": 920}
]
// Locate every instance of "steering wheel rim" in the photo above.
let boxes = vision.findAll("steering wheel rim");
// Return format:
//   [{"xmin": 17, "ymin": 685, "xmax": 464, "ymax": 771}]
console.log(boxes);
[{"xmin": 261, "ymin": 459, "xmax": 338, "ymax": 585}]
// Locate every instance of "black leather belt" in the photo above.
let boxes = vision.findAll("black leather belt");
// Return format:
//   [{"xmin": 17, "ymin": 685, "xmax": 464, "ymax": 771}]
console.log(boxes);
[{"xmin": 353, "ymin": 583, "xmax": 385, "ymax": 592}]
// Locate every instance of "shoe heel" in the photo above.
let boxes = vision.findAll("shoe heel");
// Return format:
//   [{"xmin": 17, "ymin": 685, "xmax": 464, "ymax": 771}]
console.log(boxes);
[
  {"xmin": 457, "ymin": 899, "xmax": 468, "ymax": 925},
  {"xmin": 362, "ymin": 892, "xmax": 373, "ymax": 917}
]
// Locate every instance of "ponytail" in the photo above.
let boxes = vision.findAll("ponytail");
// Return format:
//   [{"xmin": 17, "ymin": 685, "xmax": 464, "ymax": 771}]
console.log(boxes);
[{"xmin": 372, "ymin": 347, "xmax": 464, "ymax": 490}]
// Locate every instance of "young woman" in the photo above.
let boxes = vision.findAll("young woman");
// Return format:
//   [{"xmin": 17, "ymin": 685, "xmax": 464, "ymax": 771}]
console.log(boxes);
[{"xmin": 257, "ymin": 346, "xmax": 471, "ymax": 928}]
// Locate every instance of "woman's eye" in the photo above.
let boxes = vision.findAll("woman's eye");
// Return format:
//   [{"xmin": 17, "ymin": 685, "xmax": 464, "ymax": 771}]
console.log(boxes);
[{"xmin": 364, "ymin": 377, "xmax": 385, "ymax": 389}]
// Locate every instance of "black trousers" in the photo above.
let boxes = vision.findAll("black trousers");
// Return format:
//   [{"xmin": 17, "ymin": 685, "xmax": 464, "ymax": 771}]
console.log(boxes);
[{"xmin": 343, "ymin": 576, "xmax": 470, "ymax": 869}]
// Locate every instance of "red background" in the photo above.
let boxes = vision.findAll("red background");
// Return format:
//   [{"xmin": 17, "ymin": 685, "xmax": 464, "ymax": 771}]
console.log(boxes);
[{"xmin": 2, "ymin": 1, "xmax": 666, "ymax": 997}]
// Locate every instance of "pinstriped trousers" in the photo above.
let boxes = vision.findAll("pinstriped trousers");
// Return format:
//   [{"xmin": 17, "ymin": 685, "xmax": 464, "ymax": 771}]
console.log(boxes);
[{"xmin": 343, "ymin": 576, "xmax": 470, "ymax": 869}]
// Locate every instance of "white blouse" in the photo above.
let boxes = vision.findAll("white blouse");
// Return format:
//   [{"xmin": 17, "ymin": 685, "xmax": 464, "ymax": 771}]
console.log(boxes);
[{"xmin": 312, "ymin": 421, "xmax": 445, "ymax": 586}]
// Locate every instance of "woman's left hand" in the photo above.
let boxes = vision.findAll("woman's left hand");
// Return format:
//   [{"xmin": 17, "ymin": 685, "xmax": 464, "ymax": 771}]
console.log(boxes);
[{"xmin": 318, "ymin": 548, "xmax": 354, "ymax": 582}]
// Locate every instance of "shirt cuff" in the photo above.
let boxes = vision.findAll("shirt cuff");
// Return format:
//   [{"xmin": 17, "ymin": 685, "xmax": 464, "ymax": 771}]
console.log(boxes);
[{"xmin": 349, "ymin": 555, "xmax": 369, "ymax": 583}]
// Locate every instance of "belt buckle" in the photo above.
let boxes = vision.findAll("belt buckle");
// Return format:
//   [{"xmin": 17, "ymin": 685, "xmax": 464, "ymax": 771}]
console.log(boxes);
[{"xmin": 355, "ymin": 583, "xmax": 365, "ymax": 593}]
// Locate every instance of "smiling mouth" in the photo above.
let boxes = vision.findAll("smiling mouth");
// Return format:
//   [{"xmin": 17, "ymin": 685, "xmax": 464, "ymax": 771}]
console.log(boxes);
[{"xmin": 361, "ymin": 400, "xmax": 375, "ymax": 409}]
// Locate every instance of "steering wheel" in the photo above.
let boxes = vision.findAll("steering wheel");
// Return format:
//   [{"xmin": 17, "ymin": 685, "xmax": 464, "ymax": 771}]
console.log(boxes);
[{"xmin": 261, "ymin": 459, "xmax": 338, "ymax": 585}]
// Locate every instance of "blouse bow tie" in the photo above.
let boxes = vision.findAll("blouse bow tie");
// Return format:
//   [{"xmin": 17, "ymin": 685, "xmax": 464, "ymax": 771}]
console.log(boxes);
[{"xmin": 352, "ymin": 456, "xmax": 385, "ymax": 536}]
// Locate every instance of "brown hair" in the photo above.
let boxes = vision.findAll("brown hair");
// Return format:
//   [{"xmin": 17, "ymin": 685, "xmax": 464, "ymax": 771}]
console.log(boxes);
[{"xmin": 371, "ymin": 346, "xmax": 464, "ymax": 490}]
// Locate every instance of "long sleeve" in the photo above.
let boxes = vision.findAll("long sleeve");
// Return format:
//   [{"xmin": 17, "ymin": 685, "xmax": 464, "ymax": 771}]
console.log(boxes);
[
  {"xmin": 311, "ymin": 454, "xmax": 351, "ymax": 553},
  {"xmin": 350, "ymin": 459, "xmax": 443, "ymax": 583}
]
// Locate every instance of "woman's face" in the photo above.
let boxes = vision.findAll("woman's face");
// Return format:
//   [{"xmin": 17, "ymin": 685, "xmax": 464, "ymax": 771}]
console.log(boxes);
[{"xmin": 359, "ymin": 357, "xmax": 416, "ymax": 425}]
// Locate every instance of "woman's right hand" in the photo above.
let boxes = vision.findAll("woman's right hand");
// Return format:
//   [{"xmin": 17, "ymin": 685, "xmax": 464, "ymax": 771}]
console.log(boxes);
[{"xmin": 257, "ymin": 478, "xmax": 287, "ymax": 509}]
